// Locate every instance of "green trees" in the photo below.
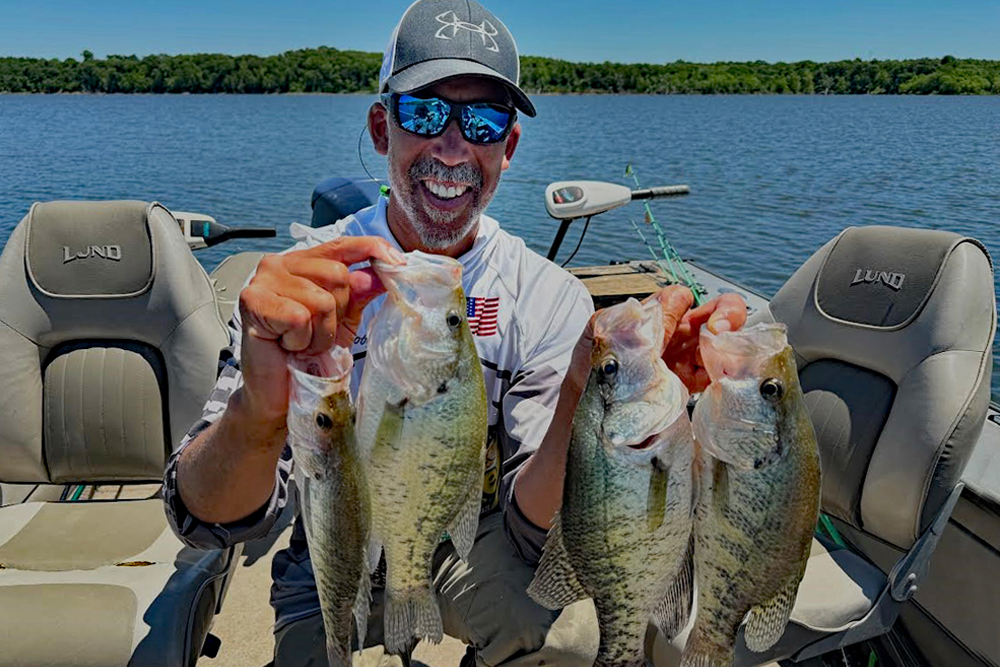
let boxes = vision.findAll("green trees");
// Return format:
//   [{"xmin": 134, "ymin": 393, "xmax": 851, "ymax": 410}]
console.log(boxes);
[{"xmin": 1, "ymin": 49, "xmax": 997, "ymax": 94}]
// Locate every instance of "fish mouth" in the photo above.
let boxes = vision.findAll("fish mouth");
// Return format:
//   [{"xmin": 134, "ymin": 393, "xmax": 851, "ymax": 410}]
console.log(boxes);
[{"xmin": 628, "ymin": 433, "xmax": 659, "ymax": 451}]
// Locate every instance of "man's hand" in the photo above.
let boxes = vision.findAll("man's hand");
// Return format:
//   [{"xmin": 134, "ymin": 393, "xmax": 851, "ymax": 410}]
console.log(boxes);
[
  {"xmin": 646, "ymin": 286, "xmax": 748, "ymax": 392},
  {"xmin": 237, "ymin": 236, "xmax": 405, "ymax": 425}
]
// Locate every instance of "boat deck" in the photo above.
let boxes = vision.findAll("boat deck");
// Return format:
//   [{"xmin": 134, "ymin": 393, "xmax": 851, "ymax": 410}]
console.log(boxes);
[{"xmin": 202, "ymin": 518, "xmax": 472, "ymax": 667}]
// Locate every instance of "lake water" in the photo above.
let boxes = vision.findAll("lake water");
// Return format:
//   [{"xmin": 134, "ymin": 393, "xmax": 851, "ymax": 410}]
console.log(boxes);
[{"xmin": 1, "ymin": 94, "xmax": 998, "ymax": 400}]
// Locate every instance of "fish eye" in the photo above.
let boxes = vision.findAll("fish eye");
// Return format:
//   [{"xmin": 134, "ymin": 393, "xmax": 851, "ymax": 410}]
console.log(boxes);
[
  {"xmin": 446, "ymin": 310, "xmax": 462, "ymax": 329},
  {"xmin": 315, "ymin": 412, "xmax": 334, "ymax": 430},
  {"xmin": 759, "ymin": 378, "xmax": 784, "ymax": 403},
  {"xmin": 601, "ymin": 357, "xmax": 619, "ymax": 380}
]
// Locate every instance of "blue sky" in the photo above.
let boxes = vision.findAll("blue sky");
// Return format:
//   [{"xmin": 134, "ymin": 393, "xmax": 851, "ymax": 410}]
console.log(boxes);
[{"xmin": 1, "ymin": 0, "xmax": 998, "ymax": 63}]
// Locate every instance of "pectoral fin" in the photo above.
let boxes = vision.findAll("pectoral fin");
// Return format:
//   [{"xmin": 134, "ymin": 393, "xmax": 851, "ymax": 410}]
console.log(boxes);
[
  {"xmin": 374, "ymin": 399, "xmax": 407, "ymax": 451},
  {"xmin": 366, "ymin": 536, "xmax": 383, "ymax": 575},
  {"xmin": 647, "ymin": 457, "xmax": 670, "ymax": 532},
  {"xmin": 712, "ymin": 459, "xmax": 730, "ymax": 515},
  {"xmin": 353, "ymin": 557, "xmax": 372, "ymax": 646},
  {"xmin": 448, "ymin": 479, "xmax": 481, "ymax": 561},
  {"xmin": 526, "ymin": 513, "xmax": 588, "ymax": 610},
  {"xmin": 743, "ymin": 577, "xmax": 799, "ymax": 653}
]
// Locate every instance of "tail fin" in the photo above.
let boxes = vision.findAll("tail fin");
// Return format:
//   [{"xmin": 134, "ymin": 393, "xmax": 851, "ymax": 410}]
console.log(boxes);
[
  {"xmin": 383, "ymin": 587, "xmax": 443, "ymax": 654},
  {"xmin": 680, "ymin": 633, "xmax": 734, "ymax": 667}
]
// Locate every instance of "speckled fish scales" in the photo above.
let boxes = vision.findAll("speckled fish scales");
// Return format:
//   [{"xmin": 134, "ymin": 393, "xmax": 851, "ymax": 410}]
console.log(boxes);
[
  {"xmin": 681, "ymin": 323, "xmax": 821, "ymax": 667},
  {"xmin": 528, "ymin": 298, "xmax": 696, "ymax": 667},
  {"xmin": 287, "ymin": 348, "xmax": 372, "ymax": 667},
  {"xmin": 357, "ymin": 251, "xmax": 488, "ymax": 654}
]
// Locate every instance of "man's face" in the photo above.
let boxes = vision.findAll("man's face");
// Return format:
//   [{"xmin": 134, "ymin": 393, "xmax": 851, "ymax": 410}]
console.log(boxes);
[{"xmin": 370, "ymin": 76, "xmax": 521, "ymax": 253}]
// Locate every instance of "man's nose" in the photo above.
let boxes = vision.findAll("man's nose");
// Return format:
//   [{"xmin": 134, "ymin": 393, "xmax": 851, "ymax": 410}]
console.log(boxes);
[{"xmin": 429, "ymin": 119, "xmax": 473, "ymax": 167}]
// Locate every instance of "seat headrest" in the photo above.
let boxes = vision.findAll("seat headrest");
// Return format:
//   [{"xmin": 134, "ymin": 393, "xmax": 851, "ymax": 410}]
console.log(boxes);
[
  {"xmin": 762, "ymin": 224, "xmax": 995, "ymax": 549},
  {"xmin": 813, "ymin": 226, "xmax": 989, "ymax": 330},
  {"xmin": 771, "ymin": 225, "xmax": 993, "ymax": 387},
  {"xmin": 25, "ymin": 201, "xmax": 155, "ymax": 299}
]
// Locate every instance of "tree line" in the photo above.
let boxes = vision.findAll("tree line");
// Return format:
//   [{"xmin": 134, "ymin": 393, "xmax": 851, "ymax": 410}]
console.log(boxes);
[{"xmin": 2, "ymin": 48, "xmax": 998, "ymax": 95}]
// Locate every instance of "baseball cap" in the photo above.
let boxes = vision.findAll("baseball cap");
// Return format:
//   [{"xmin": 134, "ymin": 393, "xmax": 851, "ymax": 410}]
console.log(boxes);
[{"xmin": 378, "ymin": 0, "xmax": 537, "ymax": 117}]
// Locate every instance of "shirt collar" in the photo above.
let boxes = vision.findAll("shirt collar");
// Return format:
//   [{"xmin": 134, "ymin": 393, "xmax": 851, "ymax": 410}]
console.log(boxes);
[{"xmin": 290, "ymin": 196, "xmax": 498, "ymax": 272}]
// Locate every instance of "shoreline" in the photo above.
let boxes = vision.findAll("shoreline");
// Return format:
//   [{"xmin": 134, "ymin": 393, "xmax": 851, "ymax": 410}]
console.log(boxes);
[{"xmin": 3, "ymin": 91, "xmax": 1000, "ymax": 97}]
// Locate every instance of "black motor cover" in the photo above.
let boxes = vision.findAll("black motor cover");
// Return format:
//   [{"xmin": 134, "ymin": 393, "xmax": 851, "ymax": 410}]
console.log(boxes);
[{"xmin": 310, "ymin": 177, "xmax": 385, "ymax": 228}]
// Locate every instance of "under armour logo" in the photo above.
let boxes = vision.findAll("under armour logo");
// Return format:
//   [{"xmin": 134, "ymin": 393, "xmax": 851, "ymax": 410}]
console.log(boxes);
[{"xmin": 435, "ymin": 11, "xmax": 500, "ymax": 52}]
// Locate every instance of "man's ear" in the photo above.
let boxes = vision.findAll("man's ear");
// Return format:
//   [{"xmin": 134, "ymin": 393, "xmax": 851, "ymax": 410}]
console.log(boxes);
[
  {"xmin": 501, "ymin": 122, "xmax": 521, "ymax": 171},
  {"xmin": 369, "ymin": 102, "xmax": 389, "ymax": 155}
]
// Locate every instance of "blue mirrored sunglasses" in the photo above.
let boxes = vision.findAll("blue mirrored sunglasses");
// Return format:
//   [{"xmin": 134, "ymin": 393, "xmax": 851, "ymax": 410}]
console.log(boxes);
[{"xmin": 382, "ymin": 93, "xmax": 516, "ymax": 145}]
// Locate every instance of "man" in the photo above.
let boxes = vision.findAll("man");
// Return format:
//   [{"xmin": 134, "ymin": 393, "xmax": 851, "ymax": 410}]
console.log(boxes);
[{"xmin": 163, "ymin": 0, "xmax": 746, "ymax": 665}]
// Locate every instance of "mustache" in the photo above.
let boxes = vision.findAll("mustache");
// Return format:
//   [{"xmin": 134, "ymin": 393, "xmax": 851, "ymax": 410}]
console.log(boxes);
[{"xmin": 409, "ymin": 157, "xmax": 482, "ymax": 189}]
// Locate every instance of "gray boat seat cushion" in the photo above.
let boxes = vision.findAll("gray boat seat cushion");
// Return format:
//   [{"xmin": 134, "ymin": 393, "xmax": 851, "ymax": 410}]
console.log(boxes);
[
  {"xmin": 789, "ymin": 536, "xmax": 884, "ymax": 632},
  {"xmin": 0, "ymin": 201, "xmax": 229, "ymax": 484},
  {"xmin": 754, "ymin": 225, "xmax": 995, "ymax": 550},
  {"xmin": 0, "ymin": 499, "xmax": 231, "ymax": 666},
  {"xmin": 660, "ymin": 536, "xmax": 885, "ymax": 662},
  {"xmin": 209, "ymin": 250, "xmax": 267, "ymax": 324}
]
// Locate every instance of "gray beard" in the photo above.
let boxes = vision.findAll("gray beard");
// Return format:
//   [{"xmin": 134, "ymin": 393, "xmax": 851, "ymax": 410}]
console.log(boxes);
[{"xmin": 388, "ymin": 156, "xmax": 494, "ymax": 251}]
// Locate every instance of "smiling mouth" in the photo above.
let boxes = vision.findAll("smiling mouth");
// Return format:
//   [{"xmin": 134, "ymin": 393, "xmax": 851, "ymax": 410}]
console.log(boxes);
[{"xmin": 421, "ymin": 179, "xmax": 471, "ymax": 201}]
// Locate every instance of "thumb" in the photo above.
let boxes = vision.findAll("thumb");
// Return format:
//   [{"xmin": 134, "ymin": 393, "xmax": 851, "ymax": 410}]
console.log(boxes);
[{"xmin": 334, "ymin": 267, "xmax": 386, "ymax": 348}]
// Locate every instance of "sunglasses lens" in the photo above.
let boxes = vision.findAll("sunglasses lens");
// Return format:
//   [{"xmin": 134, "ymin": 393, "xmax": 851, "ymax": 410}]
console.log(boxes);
[
  {"xmin": 462, "ymin": 104, "xmax": 513, "ymax": 143},
  {"xmin": 396, "ymin": 95, "xmax": 450, "ymax": 136}
]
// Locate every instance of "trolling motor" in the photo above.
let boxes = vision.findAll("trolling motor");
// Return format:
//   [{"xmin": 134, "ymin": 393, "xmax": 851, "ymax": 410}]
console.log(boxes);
[{"xmin": 544, "ymin": 181, "xmax": 690, "ymax": 263}]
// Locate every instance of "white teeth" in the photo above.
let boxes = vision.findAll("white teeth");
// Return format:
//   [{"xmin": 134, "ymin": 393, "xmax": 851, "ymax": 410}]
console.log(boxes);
[{"xmin": 424, "ymin": 180, "xmax": 468, "ymax": 200}]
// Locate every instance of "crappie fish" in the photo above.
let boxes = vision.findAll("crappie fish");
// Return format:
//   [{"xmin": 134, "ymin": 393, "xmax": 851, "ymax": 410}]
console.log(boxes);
[
  {"xmin": 356, "ymin": 250, "xmax": 488, "ymax": 654},
  {"xmin": 528, "ymin": 298, "xmax": 696, "ymax": 667},
  {"xmin": 287, "ymin": 347, "xmax": 372, "ymax": 667},
  {"xmin": 682, "ymin": 322, "xmax": 821, "ymax": 667}
]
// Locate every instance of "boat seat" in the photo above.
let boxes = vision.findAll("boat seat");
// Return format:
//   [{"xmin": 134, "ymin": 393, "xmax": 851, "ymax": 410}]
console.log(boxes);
[
  {"xmin": 0, "ymin": 201, "xmax": 237, "ymax": 666},
  {"xmin": 209, "ymin": 250, "xmax": 267, "ymax": 324},
  {"xmin": 662, "ymin": 225, "xmax": 995, "ymax": 667},
  {"xmin": 788, "ymin": 536, "xmax": 884, "ymax": 633},
  {"xmin": 660, "ymin": 535, "xmax": 887, "ymax": 665},
  {"xmin": 726, "ymin": 225, "xmax": 996, "ymax": 666}
]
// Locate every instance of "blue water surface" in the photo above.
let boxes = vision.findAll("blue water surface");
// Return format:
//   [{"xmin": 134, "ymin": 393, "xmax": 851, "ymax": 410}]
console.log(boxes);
[{"xmin": 1, "ymin": 94, "xmax": 998, "ymax": 399}]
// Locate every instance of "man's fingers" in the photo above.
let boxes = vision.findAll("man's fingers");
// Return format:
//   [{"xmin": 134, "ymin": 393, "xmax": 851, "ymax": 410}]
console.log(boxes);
[
  {"xmin": 240, "ymin": 286, "xmax": 313, "ymax": 344},
  {"xmin": 334, "ymin": 268, "xmax": 387, "ymax": 348},
  {"xmin": 670, "ymin": 356, "xmax": 711, "ymax": 394},
  {"xmin": 283, "ymin": 256, "xmax": 351, "ymax": 294},
  {"xmin": 301, "ymin": 236, "xmax": 406, "ymax": 267},
  {"xmin": 280, "ymin": 322, "xmax": 313, "ymax": 353},
  {"xmin": 674, "ymin": 293, "xmax": 749, "ymax": 338},
  {"xmin": 304, "ymin": 311, "xmax": 337, "ymax": 356},
  {"xmin": 267, "ymin": 275, "xmax": 340, "ymax": 316},
  {"xmin": 707, "ymin": 293, "xmax": 748, "ymax": 334},
  {"xmin": 644, "ymin": 286, "xmax": 694, "ymax": 353},
  {"xmin": 681, "ymin": 293, "xmax": 747, "ymax": 335},
  {"xmin": 348, "ymin": 267, "xmax": 386, "ymax": 305}
]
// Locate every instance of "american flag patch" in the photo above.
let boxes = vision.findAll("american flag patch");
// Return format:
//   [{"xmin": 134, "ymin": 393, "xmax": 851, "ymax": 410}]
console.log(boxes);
[{"xmin": 466, "ymin": 296, "xmax": 500, "ymax": 336}]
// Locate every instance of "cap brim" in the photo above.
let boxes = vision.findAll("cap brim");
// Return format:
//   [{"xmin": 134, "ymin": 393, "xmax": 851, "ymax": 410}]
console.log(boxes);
[{"xmin": 383, "ymin": 59, "xmax": 536, "ymax": 117}]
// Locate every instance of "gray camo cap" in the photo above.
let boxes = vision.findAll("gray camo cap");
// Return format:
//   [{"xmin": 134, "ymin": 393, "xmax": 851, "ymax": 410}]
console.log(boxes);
[{"xmin": 378, "ymin": 0, "xmax": 537, "ymax": 117}]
